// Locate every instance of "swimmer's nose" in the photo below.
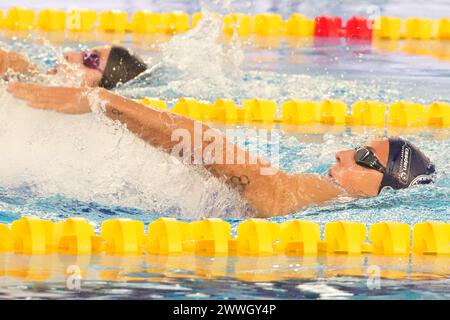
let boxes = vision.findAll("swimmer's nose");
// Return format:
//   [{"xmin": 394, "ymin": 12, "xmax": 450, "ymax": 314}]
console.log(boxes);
[
  {"xmin": 335, "ymin": 149, "xmax": 355, "ymax": 165},
  {"xmin": 64, "ymin": 51, "xmax": 82, "ymax": 63},
  {"xmin": 47, "ymin": 68, "xmax": 57, "ymax": 75}
]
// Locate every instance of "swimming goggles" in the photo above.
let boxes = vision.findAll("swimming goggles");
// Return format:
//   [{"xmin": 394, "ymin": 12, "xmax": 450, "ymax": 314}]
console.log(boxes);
[
  {"xmin": 354, "ymin": 146, "xmax": 386, "ymax": 174},
  {"xmin": 82, "ymin": 51, "xmax": 103, "ymax": 73}
]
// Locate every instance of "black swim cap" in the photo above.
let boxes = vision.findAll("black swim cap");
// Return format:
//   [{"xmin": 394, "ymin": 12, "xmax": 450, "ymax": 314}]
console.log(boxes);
[
  {"xmin": 99, "ymin": 46, "xmax": 147, "ymax": 89},
  {"xmin": 379, "ymin": 137, "xmax": 435, "ymax": 193}
]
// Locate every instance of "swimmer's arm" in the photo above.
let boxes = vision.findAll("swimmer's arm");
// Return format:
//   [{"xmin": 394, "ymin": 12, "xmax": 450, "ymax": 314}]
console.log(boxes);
[
  {"xmin": 98, "ymin": 90, "xmax": 343, "ymax": 217},
  {"xmin": 6, "ymin": 83, "xmax": 343, "ymax": 217},
  {"xmin": 0, "ymin": 48, "xmax": 38, "ymax": 76}
]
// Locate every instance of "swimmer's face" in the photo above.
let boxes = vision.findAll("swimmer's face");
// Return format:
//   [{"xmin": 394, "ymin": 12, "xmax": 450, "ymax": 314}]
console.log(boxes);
[
  {"xmin": 50, "ymin": 45, "xmax": 111, "ymax": 87},
  {"xmin": 329, "ymin": 139, "xmax": 389, "ymax": 197}
]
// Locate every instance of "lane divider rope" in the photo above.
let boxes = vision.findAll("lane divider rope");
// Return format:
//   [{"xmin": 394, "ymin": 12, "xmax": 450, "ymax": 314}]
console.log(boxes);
[
  {"xmin": 1, "ymin": 7, "xmax": 449, "ymax": 41},
  {"xmin": 0, "ymin": 216, "xmax": 449, "ymax": 256},
  {"xmin": 134, "ymin": 98, "xmax": 450, "ymax": 128}
]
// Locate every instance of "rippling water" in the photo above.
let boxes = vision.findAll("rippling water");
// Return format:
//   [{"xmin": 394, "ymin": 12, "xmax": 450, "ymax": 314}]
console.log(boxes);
[{"xmin": 0, "ymin": 0, "xmax": 449, "ymax": 299}]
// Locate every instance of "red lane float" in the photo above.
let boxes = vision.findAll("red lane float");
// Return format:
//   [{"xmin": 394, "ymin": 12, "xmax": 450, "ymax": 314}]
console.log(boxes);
[
  {"xmin": 314, "ymin": 16, "xmax": 343, "ymax": 37},
  {"xmin": 345, "ymin": 16, "xmax": 373, "ymax": 39}
]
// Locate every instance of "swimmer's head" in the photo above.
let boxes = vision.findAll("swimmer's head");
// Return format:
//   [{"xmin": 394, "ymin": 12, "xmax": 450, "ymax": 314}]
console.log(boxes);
[
  {"xmin": 58, "ymin": 45, "xmax": 147, "ymax": 88},
  {"xmin": 98, "ymin": 46, "xmax": 147, "ymax": 89},
  {"xmin": 329, "ymin": 137, "xmax": 435, "ymax": 197}
]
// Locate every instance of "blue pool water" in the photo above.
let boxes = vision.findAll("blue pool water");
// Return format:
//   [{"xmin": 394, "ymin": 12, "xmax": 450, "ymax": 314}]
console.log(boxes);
[{"xmin": 0, "ymin": 0, "xmax": 449, "ymax": 299}]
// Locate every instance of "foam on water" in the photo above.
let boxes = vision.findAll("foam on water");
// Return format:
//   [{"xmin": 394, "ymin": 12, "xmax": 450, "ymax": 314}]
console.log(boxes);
[
  {"xmin": 0, "ymin": 87, "xmax": 247, "ymax": 219},
  {"xmin": 117, "ymin": 2, "xmax": 245, "ymax": 101}
]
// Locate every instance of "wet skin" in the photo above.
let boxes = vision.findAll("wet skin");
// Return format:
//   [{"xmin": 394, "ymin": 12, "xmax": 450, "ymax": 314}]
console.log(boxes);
[{"xmin": 329, "ymin": 139, "xmax": 389, "ymax": 197}]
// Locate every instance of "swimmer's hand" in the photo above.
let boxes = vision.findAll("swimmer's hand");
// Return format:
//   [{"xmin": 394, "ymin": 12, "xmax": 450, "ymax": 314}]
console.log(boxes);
[
  {"xmin": 7, "ymin": 83, "xmax": 93, "ymax": 114},
  {"xmin": 0, "ymin": 48, "xmax": 37, "ymax": 75}
]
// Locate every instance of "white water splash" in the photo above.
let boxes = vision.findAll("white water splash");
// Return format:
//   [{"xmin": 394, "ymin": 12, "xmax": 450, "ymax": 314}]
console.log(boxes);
[
  {"xmin": 1, "ymin": 34, "xmax": 85, "ymax": 87},
  {"xmin": 0, "ymin": 86, "xmax": 247, "ymax": 219},
  {"xmin": 159, "ymin": 11, "xmax": 244, "ymax": 99},
  {"xmin": 118, "ymin": 0, "xmax": 245, "ymax": 101}
]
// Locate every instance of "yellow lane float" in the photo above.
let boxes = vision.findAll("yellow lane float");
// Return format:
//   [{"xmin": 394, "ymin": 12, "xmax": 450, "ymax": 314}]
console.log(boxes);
[
  {"xmin": 135, "ymin": 97, "xmax": 450, "ymax": 129},
  {"xmin": 1, "ymin": 217, "xmax": 449, "ymax": 257}
]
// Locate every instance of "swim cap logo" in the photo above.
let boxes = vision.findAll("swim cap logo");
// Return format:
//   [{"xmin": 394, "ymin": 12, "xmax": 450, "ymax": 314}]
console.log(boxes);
[
  {"xmin": 410, "ymin": 175, "xmax": 434, "ymax": 186},
  {"xmin": 398, "ymin": 144, "xmax": 411, "ymax": 185}
]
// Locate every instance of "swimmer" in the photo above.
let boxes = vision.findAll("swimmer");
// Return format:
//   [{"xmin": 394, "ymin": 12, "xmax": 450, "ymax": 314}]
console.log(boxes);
[
  {"xmin": 6, "ymin": 84, "xmax": 436, "ymax": 217},
  {"xmin": 0, "ymin": 45, "xmax": 147, "ymax": 88}
]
